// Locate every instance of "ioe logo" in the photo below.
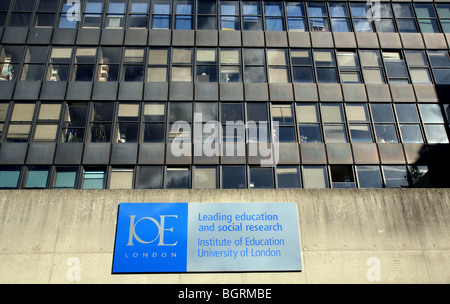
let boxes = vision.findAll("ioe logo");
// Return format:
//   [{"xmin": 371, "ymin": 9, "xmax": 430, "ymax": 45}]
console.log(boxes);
[{"xmin": 127, "ymin": 215, "xmax": 179, "ymax": 246}]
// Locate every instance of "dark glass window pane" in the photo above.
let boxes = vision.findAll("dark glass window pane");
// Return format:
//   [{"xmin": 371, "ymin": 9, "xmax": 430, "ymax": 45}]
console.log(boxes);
[
  {"xmin": 383, "ymin": 165, "xmax": 409, "ymax": 188},
  {"xmin": 397, "ymin": 19, "xmax": 418, "ymax": 33},
  {"xmin": 196, "ymin": 66, "xmax": 217, "ymax": 82},
  {"xmin": 433, "ymin": 69, "xmax": 450, "ymax": 84},
  {"xmin": 15, "ymin": 0, "xmax": 35, "ymax": 11},
  {"xmin": 129, "ymin": 15, "xmax": 148, "ymax": 28},
  {"xmin": 395, "ymin": 104, "xmax": 420, "ymax": 123},
  {"xmin": 243, "ymin": 16, "xmax": 262, "ymax": 30},
  {"xmin": 249, "ymin": 167, "xmax": 274, "ymax": 189},
  {"xmin": 165, "ymin": 167, "xmax": 190, "ymax": 189},
  {"xmin": 371, "ymin": 104, "xmax": 395, "ymax": 123},
  {"xmin": 356, "ymin": 166, "xmax": 383, "ymax": 188},
  {"xmin": 349, "ymin": 125, "xmax": 373, "ymax": 142},
  {"xmin": 0, "ymin": 0, "xmax": 11, "ymax": 11},
  {"xmin": 293, "ymin": 67, "xmax": 313, "ymax": 83},
  {"xmin": 116, "ymin": 123, "xmax": 138, "ymax": 143},
  {"xmin": 375, "ymin": 19, "xmax": 396, "ymax": 32},
  {"xmin": 222, "ymin": 166, "xmax": 246, "ymax": 189},
  {"xmin": 375, "ymin": 124, "xmax": 398, "ymax": 143},
  {"xmin": 143, "ymin": 123, "xmax": 165, "ymax": 142},
  {"xmin": 277, "ymin": 166, "xmax": 301, "ymax": 188},
  {"xmin": 276, "ymin": 126, "xmax": 296, "ymax": 143},
  {"xmin": 316, "ymin": 68, "xmax": 338, "ymax": 83},
  {"xmin": 221, "ymin": 104, "xmax": 243, "ymax": 122},
  {"xmin": 54, "ymin": 167, "xmax": 78, "ymax": 189},
  {"xmin": 123, "ymin": 66, "xmax": 144, "ymax": 81},
  {"xmin": 73, "ymin": 65, "xmax": 94, "ymax": 81},
  {"xmin": 137, "ymin": 166, "xmax": 163, "ymax": 189},
  {"xmin": 21, "ymin": 64, "xmax": 44, "ymax": 81},
  {"xmin": 25, "ymin": 167, "xmax": 49, "ymax": 189},
  {"xmin": 198, "ymin": 0, "xmax": 216, "ymax": 15},
  {"xmin": 38, "ymin": 0, "xmax": 58, "ymax": 11},
  {"xmin": 36, "ymin": 13, "xmax": 55, "ymax": 27},
  {"xmin": 90, "ymin": 123, "xmax": 112, "ymax": 142},
  {"xmin": 299, "ymin": 125, "xmax": 322, "ymax": 143},
  {"xmin": 0, "ymin": 167, "xmax": 21, "ymax": 189},
  {"xmin": 82, "ymin": 169, "xmax": 105, "ymax": 189},
  {"xmin": 169, "ymin": 103, "xmax": 192, "ymax": 122},
  {"xmin": 197, "ymin": 15, "xmax": 216, "ymax": 29},
  {"xmin": 9, "ymin": 13, "xmax": 31, "ymax": 26},
  {"xmin": 393, "ymin": 3, "xmax": 415, "ymax": 18},
  {"xmin": 330, "ymin": 165, "xmax": 355, "ymax": 188},
  {"xmin": 244, "ymin": 66, "xmax": 266, "ymax": 82}
]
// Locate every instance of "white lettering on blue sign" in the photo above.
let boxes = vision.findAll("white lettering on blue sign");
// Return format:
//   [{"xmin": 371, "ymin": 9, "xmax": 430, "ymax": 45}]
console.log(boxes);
[{"xmin": 112, "ymin": 203, "xmax": 302, "ymax": 273}]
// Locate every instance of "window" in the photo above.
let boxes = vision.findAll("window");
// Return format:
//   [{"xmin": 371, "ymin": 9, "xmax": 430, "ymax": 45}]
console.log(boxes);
[
  {"xmin": 296, "ymin": 103, "xmax": 322, "ymax": 143},
  {"xmin": 272, "ymin": 104, "xmax": 295, "ymax": 143},
  {"xmin": 220, "ymin": 0, "xmax": 239, "ymax": 30},
  {"xmin": 302, "ymin": 165, "xmax": 329, "ymax": 189},
  {"xmin": 371, "ymin": 104, "xmax": 398, "ymax": 143},
  {"xmin": 329, "ymin": 2, "xmax": 351, "ymax": 32},
  {"xmin": 221, "ymin": 103, "xmax": 245, "ymax": 144},
  {"xmin": 109, "ymin": 168, "xmax": 134, "ymax": 189},
  {"xmin": 147, "ymin": 48, "xmax": 168, "ymax": 82},
  {"xmin": 267, "ymin": 50, "xmax": 289, "ymax": 83},
  {"xmin": 123, "ymin": 48, "xmax": 145, "ymax": 81},
  {"xmin": 0, "ymin": 45, "xmax": 23, "ymax": 81},
  {"xmin": 35, "ymin": 0, "xmax": 56, "ymax": 28},
  {"xmin": 359, "ymin": 50, "xmax": 385, "ymax": 84},
  {"xmin": 247, "ymin": 103, "xmax": 269, "ymax": 143},
  {"xmin": 307, "ymin": 2, "xmax": 329, "ymax": 32},
  {"xmin": 136, "ymin": 166, "xmax": 163, "ymax": 189},
  {"xmin": 47, "ymin": 47, "xmax": 73, "ymax": 81},
  {"xmin": 33, "ymin": 103, "xmax": 61, "ymax": 142},
  {"xmin": 168, "ymin": 103, "xmax": 192, "ymax": 143},
  {"xmin": 172, "ymin": 48, "xmax": 193, "ymax": 81},
  {"xmin": 436, "ymin": 4, "xmax": 450, "ymax": 33},
  {"xmin": 383, "ymin": 165, "xmax": 409, "ymax": 188},
  {"xmin": 152, "ymin": 1, "xmax": 170, "ymax": 29},
  {"xmin": 419, "ymin": 104, "xmax": 449, "ymax": 144},
  {"xmin": 54, "ymin": 167, "xmax": 78, "ymax": 189},
  {"xmin": 346, "ymin": 104, "xmax": 372, "ymax": 143},
  {"xmin": 220, "ymin": 49, "xmax": 241, "ymax": 82},
  {"xmin": 405, "ymin": 51, "xmax": 432, "ymax": 84},
  {"xmin": 72, "ymin": 48, "xmax": 97, "ymax": 81},
  {"xmin": 222, "ymin": 166, "xmax": 246, "ymax": 188},
  {"xmin": 249, "ymin": 167, "xmax": 274, "ymax": 188},
  {"xmin": 291, "ymin": 50, "xmax": 313, "ymax": 83},
  {"xmin": 165, "ymin": 167, "xmax": 190, "ymax": 189},
  {"xmin": 313, "ymin": 49, "xmax": 338, "ymax": 83},
  {"xmin": 395, "ymin": 104, "xmax": 423, "ymax": 143},
  {"xmin": 97, "ymin": 47, "xmax": 121, "ymax": 82},
  {"xmin": 7, "ymin": 103, "xmax": 35, "ymax": 142},
  {"xmin": 21, "ymin": 46, "xmax": 48, "ymax": 81},
  {"xmin": 196, "ymin": 49, "xmax": 217, "ymax": 82},
  {"xmin": 194, "ymin": 102, "xmax": 218, "ymax": 145},
  {"xmin": 128, "ymin": 0, "xmax": 149, "ymax": 28},
  {"xmin": 61, "ymin": 102, "xmax": 88, "ymax": 143},
  {"xmin": 330, "ymin": 165, "xmax": 355, "ymax": 188},
  {"xmin": 143, "ymin": 103, "xmax": 165, "ymax": 143},
  {"xmin": 350, "ymin": 2, "xmax": 373, "ymax": 32},
  {"xmin": 265, "ymin": 1, "xmax": 284, "ymax": 31},
  {"xmin": 242, "ymin": 1, "xmax": 262, "ymax": 31},
  {"xmin": 382, "ymin": 51, "xmax": 409, "ymax": 83},
  {"xmin": 82, "ymin": 0, "xmax": 104, "ymax": 28},
  {"xmin": 10, "ymin": 13, "xmax": 32, "ymax": 27},
  {"xmin": 374, "ymin": 3, "xmax": 395, "ymax": 33},
  {"xmin": 428, "ymin": 51, "xmax": 450, "ymax": 85},
  {"xmin": 415, "ymin": 3, "xmax": 440, "ymax": 33},
  {"xmin": 116, "ymin": 103, "xmax": 139, "ymax": 143},
  {"xmin": 244, "ymin": 48, "xmax": 266, "ymax": 82},
  {"xmin": 82, "ymin": 168, "xmax": 106, "ymax": 189},
  {"xmin": 0, "ymin": 167, "xmax": 22, "ymax": 189},
  {"xmin": 90, "ymin": 102, "xmax": 114, "ymax": 143},
  {"xmin": 25, "ymin": 166, "xmax": 50, "ymax": 189},
  {"xmin": 277, "ymin": 166, "xmax": 301, "ymax": 188},
  {"xmin": 193, "ymin": 166, "xmax": 218, "ymax": 189},
  {"xmin": 175, "ymin": 0, "xmax": 193, "ymax": 29},
  {"xmin": 0, "ymin": 1, "xmax": 10, "ymax": 26},
  {"xmin": 60, "ymin": 1, "xmax": 79, "ymax": 28},
  {"xmin": 322, "ymin": 103, "xmax": 347, "ymax": 143},
  {"xmin": 337, "ymin": 51, "xmax": 361, "ymax": 83},
  {"xmin": 356, "ymin": 166, "xmax": 383, "ymax": 188},
  {"xmin": 106, "ymin": 0, "xmax": 126, "ymax": 29},
  {"xmin": 286, "ymin": 1, "xmax": 306, "ymax": 32},
  {"xmin": 197, "ymin": 0, "xmax": 216, "ymax": 30},
  {"xmin": 393, "ymin": 3, "xmax": 418, "ymax": 33}
]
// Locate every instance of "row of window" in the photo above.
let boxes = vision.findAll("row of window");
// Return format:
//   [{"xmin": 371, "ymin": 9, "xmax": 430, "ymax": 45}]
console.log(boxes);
[
  {"xmin": 2, "ymin": 45, "xmax": 450, "ymax": 84},
  {"xmin": 1, "ymin": 101, "xmax": 448, "ymax": 145},
  {"xmin": 0, "ymin": 164, "xmax": 429, "ymax": 190},
  {"xmin": 3, "ymin": 0, "xmax": 450, "ymax": 35}
]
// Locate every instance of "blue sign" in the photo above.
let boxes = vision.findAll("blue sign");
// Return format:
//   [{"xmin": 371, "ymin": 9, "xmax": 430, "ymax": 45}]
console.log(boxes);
[{"xmin": 112, "ymin": 203, "xmax": 302, "ymax": 273}]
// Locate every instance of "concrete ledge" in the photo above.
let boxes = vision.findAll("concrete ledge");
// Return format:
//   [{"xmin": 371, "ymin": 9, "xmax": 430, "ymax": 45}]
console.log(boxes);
[{"xmin": 0, "ymin": 189, "xmax": 449, "ymax": 283}]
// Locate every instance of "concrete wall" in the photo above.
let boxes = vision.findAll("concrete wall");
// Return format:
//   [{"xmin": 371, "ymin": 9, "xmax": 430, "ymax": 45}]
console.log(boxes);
[{"xmin": 0, "ymin": 188, "xmax": 449, "ymax": 284}]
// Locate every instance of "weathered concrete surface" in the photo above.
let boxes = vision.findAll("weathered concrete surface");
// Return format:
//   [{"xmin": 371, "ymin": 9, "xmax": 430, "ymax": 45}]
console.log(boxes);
[{"xmin": 0, "ymin": 189, "xmax": 449, "ymax": 284}]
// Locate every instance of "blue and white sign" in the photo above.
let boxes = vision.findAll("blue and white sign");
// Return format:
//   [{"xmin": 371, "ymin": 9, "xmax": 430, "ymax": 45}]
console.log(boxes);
[{"xmin": 112, "ymin": 203, "xmax": 302, "ymax": 273}]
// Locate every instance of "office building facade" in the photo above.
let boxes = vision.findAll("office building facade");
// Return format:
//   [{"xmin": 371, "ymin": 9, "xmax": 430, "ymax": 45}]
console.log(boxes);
[{"xmin": 0, "ymin": 0, "xmax": 449, "ymax": 190}]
